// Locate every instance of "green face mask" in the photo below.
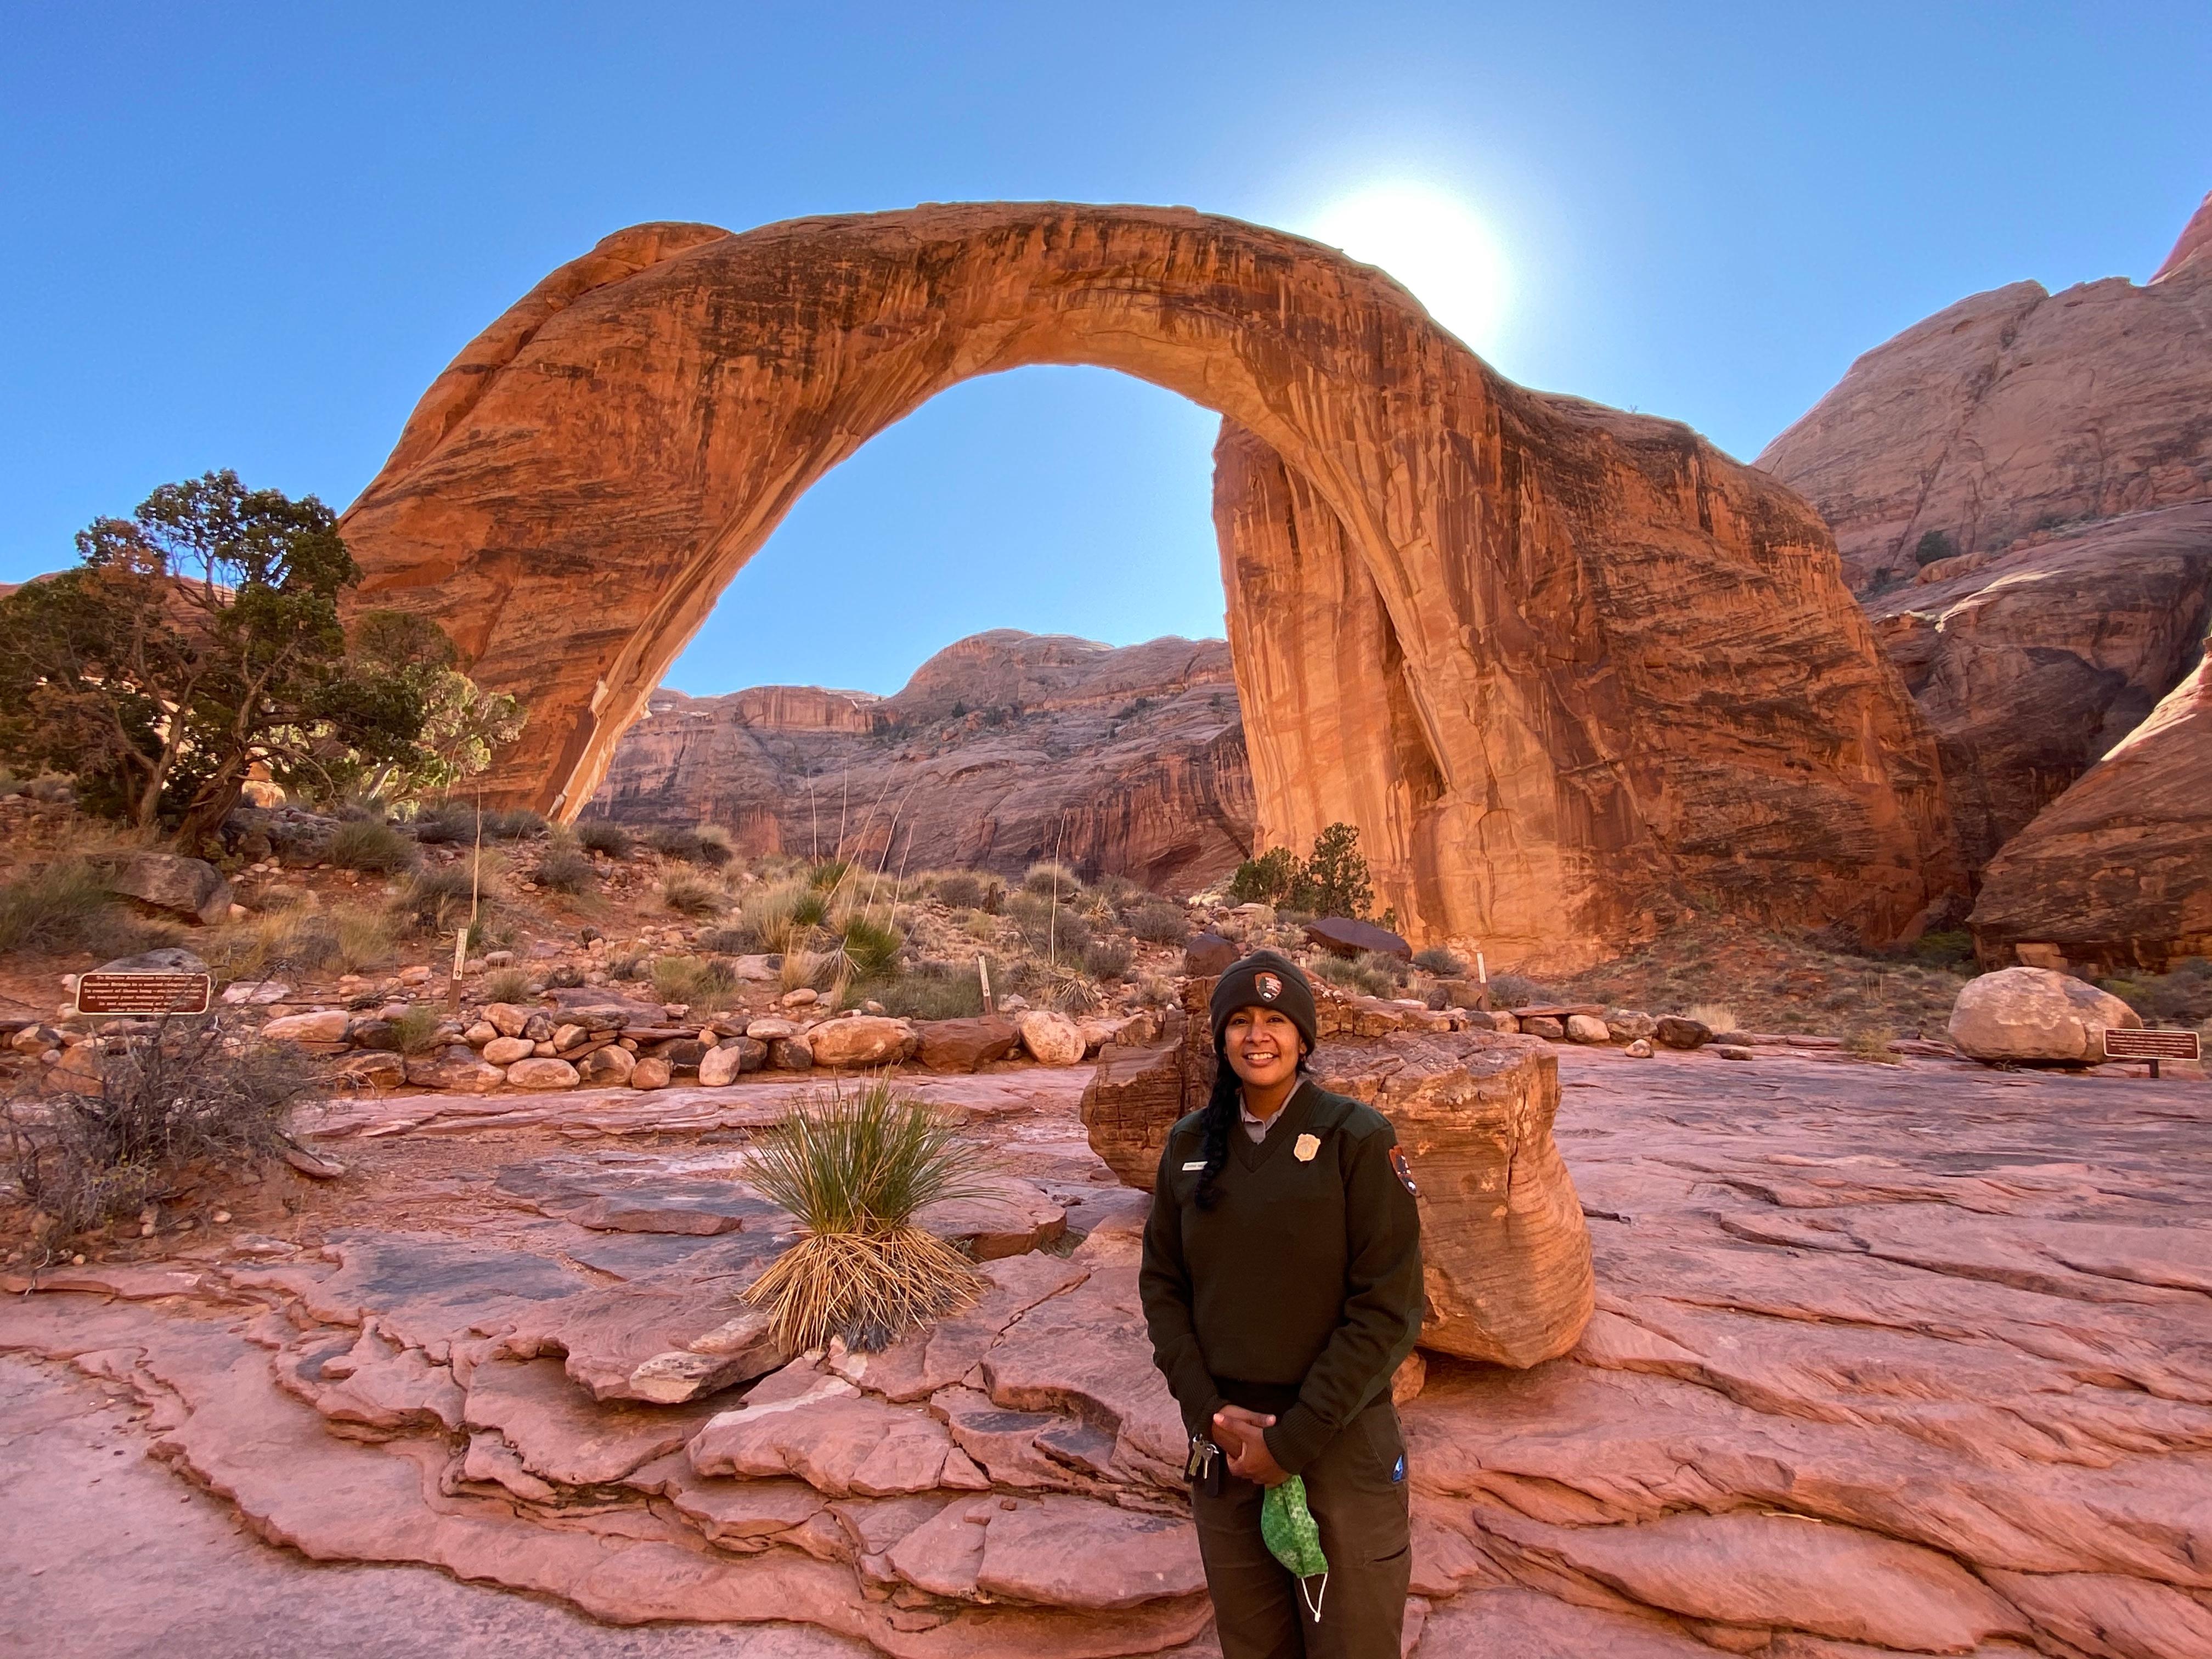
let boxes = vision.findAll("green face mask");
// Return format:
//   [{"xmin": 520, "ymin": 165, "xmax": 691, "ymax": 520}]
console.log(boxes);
[{"xmin": 1260, "ymin": 1475, "xmax": 1330, "ymax": 1623}]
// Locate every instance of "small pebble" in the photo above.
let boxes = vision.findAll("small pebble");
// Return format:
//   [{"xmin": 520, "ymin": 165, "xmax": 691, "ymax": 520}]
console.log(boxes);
[{"xmin": 212, "ymin": 1210, "xmax": 232, "ymax": 1224}]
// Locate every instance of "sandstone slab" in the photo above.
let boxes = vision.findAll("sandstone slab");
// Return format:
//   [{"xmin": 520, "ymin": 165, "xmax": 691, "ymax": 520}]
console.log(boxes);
[
  {"xmin": 1302, "ymin": 916, "xmax": 1411, "ymax": 960},
  {"xmin": 687, "ymin": 1380, "xmax": 990, "ymax": 1498},
  {"xmin": 917, "ymin": 1015, "xmax": 1020, "ymax": 1073}
]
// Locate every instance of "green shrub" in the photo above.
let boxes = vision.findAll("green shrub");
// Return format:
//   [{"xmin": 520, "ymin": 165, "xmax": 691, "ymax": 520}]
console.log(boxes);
[
  {"xmin": 576, "ymin": 820, "xmax": 631, "ymax": 857},
  {"xmin": 1228, "ymin": 848, "xmax": 1298, "ymax": 906},
  {"xmin": 808, "ymin": 859, "xmax": 853, "ymax": 893},
  {"xmin": 480, "ymin": 809, "xmax": 546, "ymax": 840},
  {"xmin": 1357, "ymin": 950, "xmax": 1412, "ymax": 988},
  {"xmin": 1084, "ymin": 937, "xmax": 1134, "ymax": 981},
  {"xmin": 390, "ymin": 1005, "xmax": 444, "ymax": 1055},
  {"xmin": 1914, "ymin": 529, "xmax": 1958, "ymax": 567},
  {"xmin": 1412, "ymin": 946, "xmax": 1465, "ymax": 977},
  {"xmin": 862, "ymin": 964, "xmax": 986, "ymax": 1021},
  {"xmin": 834, "ymin": 915, "xmax": 905, "ymax": 982},
  {"xmin": 1293, "ymin": 823, "xmax": 1373, "ymax": 920},
  {"xmin": 2100, "ymin": 958, "xmax": 2212, "ymax": 1026},
  {"xmin": 1909, "ymin": 929, "xmax": 1975, "ymax": 969},
  {"xmin": 328, "ymin": 818, "xmax": 418, "ymax": 874},
  {"xmin": 1129, "ymin": 900, "xmax": 1190, "ymax": 945},
  {"xmin": 1008, "ymin": 891, "xmax": 1092, "ymax": 960},
  {"xmin": 653, "ymin": 953, "xmax": 738, "ymax": 1011},
  {"xmin": 697, "ymin": 924, "xmax": 760, "ymax": 955},
  {"xmin": 1489, "ymin": 972, "xmax": 1561, "ymax": 1008},
  {"xmin": 0, "ymin": 862, "xmax": 171, "ymax": 958}
]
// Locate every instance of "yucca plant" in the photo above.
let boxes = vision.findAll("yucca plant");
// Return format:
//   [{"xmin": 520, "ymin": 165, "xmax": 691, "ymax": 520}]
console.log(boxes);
[{"xmin": 742, "ymin": 1081, "xmax": 992, "ymax": 1352}]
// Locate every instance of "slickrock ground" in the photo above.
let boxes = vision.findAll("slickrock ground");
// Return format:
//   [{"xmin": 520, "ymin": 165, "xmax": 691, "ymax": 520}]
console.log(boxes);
[
  {"xmin": 5, "ymin": 1048, "xmax": 2207, "ymax": 1657},
  {"xmin": 584, "ymin": 632, "xmax": 1254, "ymax": 892}
]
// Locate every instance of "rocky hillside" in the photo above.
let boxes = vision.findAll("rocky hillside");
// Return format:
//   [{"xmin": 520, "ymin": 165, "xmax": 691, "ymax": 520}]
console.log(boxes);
[
  {"xmin": 583, "ymin": 630, "xmax": 1254, "ymax": 893},
  {"xmin": 1762, "ymin": 189, "xmax": 2212, "ymax": 963}
]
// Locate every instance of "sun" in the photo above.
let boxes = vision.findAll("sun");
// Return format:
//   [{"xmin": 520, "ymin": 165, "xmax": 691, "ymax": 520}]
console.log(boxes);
[{"xmin": 1304, "ymin": 182, "xmax": 1510, "ymax": 353}]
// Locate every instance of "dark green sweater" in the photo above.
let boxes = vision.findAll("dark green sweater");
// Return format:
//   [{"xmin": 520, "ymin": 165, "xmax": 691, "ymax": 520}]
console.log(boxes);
[{"xmin": 1138, "ymin": 1079, "xmax": 1424, "ymax": 1476}]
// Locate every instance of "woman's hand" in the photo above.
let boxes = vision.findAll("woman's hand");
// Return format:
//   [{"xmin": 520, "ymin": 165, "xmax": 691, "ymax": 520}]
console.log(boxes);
[{"xmin": 1212, "ymin": 1405, "xmax": 1291, "ymax": 1487}]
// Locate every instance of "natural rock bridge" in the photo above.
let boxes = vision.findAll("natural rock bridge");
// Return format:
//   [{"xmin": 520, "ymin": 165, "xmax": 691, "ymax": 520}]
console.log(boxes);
[{"xmin": 340, "ymin": 202, "xmax": 1954, "ymax": 967}]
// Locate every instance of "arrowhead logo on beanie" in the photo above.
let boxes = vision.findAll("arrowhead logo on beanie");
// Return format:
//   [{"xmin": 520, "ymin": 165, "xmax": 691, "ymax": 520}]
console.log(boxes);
[
  {"xmin": 1256, "ymin": 971, "xmax": 1283, "ymax": 1002},
  {"xmin": 1209, "ymin": 950, "xmax": 1319, "ymax": 1055}
]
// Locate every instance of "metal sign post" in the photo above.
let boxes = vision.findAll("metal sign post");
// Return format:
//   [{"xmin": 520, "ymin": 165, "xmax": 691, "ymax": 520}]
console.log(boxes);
[{"xmin": 2103, "ymin": 1028, "xmax": 2201, "ymax": 1080}]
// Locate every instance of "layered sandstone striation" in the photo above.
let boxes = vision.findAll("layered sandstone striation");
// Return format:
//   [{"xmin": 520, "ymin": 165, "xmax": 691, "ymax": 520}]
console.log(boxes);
[
  {"xmin": 340, "ymin": 204, "xmax": 1950, "ymax": 967},
  {"xmin": 1864, "ymin": 502, "xmax": 2212, "ymax": 869},
  {"xmin": 1758, "ymin": 242, "xmax": 2212, "ymax": 596},
  {"xmin": 1971, "ymin": 653, "xmax": 2212, "ymax": 970},
  {"xmin": 585, "ymin": 631, "xmax": 1254, "ymax": 891}
]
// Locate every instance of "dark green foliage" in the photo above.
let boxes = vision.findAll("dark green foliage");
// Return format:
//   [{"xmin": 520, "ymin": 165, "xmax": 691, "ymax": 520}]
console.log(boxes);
[
  {"xmin": 535, "ymin": 847, "xmax": 595, "ymax": 893},
  {"xmin": 1914, "ymin": 529, "xmax": 1959, "ymax": 567},
  {"xmin": 1489, "ymin": 971, "xmax": 1562, "ymax": 1007},
  {"xmin": 2100, "ymin": 958, "xmax": 2212, "ymax": 1027},
  {"xmin": 1412, "ymin": 946, "xmax": 1465, "ymax": 976},
  {"xmin": 1908, "ymin": 929, "xmax": 1976, "ymax": 969},
  {"xmin": 933, "ymin": 871, "xmax": 1004, "ymax": 913},
  {"xmin": 479, "ymin": 809, "xmax": 546, "ymax": 840},
  {"xmin": 1228, "ymin": 848, "xmax": 1299, "ymax": 906},
  {"xmin": 862, "ymin": 963, "xmax": 987, "ymax": 1021},
  {"xmin": 0, "ymin": 862, "xmax": 172, "ymax": 958},
  {"xmin": 0, "ymin": 473, "xmax": 437, "ymax": 847},
  {"xmin": 575, "ymin": 821, "xmax": 632, "ymax": 857},
  {"xmin": 1293, "ymin": 823, "xmax": 1374, "ymax": 921},
  {"xmin": 1357, "ymin": 950, "xmax": 1412, "ymax": 987},
  {"xmin": 1312, "ymin": 954, "xmax": 1393, "ymax": 997},
  {"xmin": 837, "ymin": 915, "xmax": 905, "ymax": 981},
  {"xmin": 327, "ymin": 819, "xmax": 418, "ymax": 874},
  {"xmin": 1008, "ymin": 891, "xmax": 1092, "ymax": 960},
  {"xmin": 1129, "ymin": 900, "xmax": 1190, "ymax": 945}
]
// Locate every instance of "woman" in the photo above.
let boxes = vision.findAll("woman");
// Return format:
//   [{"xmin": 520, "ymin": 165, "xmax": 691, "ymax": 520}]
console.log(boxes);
[{"xmin": 1139, "ymin": 949, "xmax": 1424, "ymax": 1659}]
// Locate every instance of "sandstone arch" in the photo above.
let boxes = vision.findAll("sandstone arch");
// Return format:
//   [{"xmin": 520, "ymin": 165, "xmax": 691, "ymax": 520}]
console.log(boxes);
[{"xmin": 341, "ymin": 204, "xmax": 1953, "ymax": 966}]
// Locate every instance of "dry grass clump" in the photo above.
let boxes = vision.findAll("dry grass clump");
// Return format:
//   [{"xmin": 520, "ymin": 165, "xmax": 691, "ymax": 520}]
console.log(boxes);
[
  {"xmin": 3, "ymin": 1015, "xmax": 312, "ymax": 1248},
  {"xmin": 862, "ymin": 964, "xmax": 986, "ymax": 1021},
  {"xmin": 326, "ymin": 819, "xmax": 418, "ymax": 874},
  {"xmin": 744, "ymin": 879, "xmax": 830, "ymax": 953},
  {"xmin": 646, "ymin": 825, "xmax": 734, "ymax": 867},
  {"xmin": 394, "ymin": 855, "xmax": 501, "ymax": 940},
  {"xmin": 1844, "ymin": 1028, "xmax": 1901, "ymax": 1064},
  {"xmin": 0, "ymin": 862, "xmax": 173, "ymax": 959},
  {"xmin": 741, "ymin": 1080, "xmax": 991, "ymax": 1352},
  {"xmin": 652, "ymin": 953, "xmax": 739, "ymax": 1011},
  {"xmin": 480, "ymin": 967, "xmax": 535, "ymax": 1003},
  {"xmin": 1084, "ymin": 937, "xmax": 1133, "ymax": 982},
  {"xmin": 1128, "ymin": 900, "xmax": 1190, "ymax": 945},
  {"xmin": 534, "ymin": 834, "xmax": 597, "ymax": 894},
  {"xmin": 1412, "ymin": 946, "xmax": 1465, "ymax": 977},
  {"xmin": 575, "ymin": 820, "xmax": 631, "ymax": 858},
  {"xmin": 1685, "ymin": 1002, "xmax": 1743, "ymax": 1035},
  {"xmin": 931, "ymin": 871, "xmax": 1003, "ymax": 913},
  {"xmin": 1023, "ymin": 861, "xmax": 1082, "ymax": 900},
  {"xmin": 389, "ymin": 1006, "xmax": 444, "ymax": 1056},
  {"xmin": 1313, "ymin": 954, "xmax": 1393, "ymax": 997},
  {"xmin": 216, "ymin": 905, "xmax": 398, "ymax": 979},
  {"xmin": 661, "ymin": 873, "xmax": 726, "ymax": 917}
]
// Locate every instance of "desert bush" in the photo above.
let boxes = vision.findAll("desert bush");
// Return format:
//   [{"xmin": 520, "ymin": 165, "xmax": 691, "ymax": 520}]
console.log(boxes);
[
  {"xmin": 610, "ymin": 954, "xmax": 645, "ymax": 981},
  {"xmin": 1312, "ymin": 954, "xmax": 1393, "ymax": 997},
  {"xmin": 1227, "ymin": 848, "xmax": 1298, "ymax": 906},
  {"xmin": 653, "ymin": 953, "xmax": 738, "ymax": 1011},
  {"xmin": 1489, "ymin": 972, "xmax": 1562, "ymax": 1008},
  {"xmin": 2100, "ymin": 957, "xmax": 2212, "ymax": 1027},
  {"xmin": 1914, "ymin": 528, "xmax": 1958, "ymax": 567},
  {"xmin": 1357, "ymin": 950, "xmax": 1412, "ymax": 988},
  {"xmin": 1008, "ymin": 890, "xmax": 1092, "ymax": 960},
  {"xmin": 1084, "ymin": 937, "xmax": 1134, "ymax": 981},
  {"xmin": 3, "ymin": 1015, "xmax": 312, "ymax": 1245},
  {"xmin": 741, "ymin": 1080, "xmax": 991, "ymax": 1351},
  {"xmin": 743, "ymin": 879, "xmax": 828, "ymax": 953},
  {"xmin": 1294, "ymin": 823, "xmax": 1373, "ymax": 921},
  {"xmin": 694, "ymin": 824, "xmax": 736, "ymax": 867},
  {"xmin": 696, "ymin": 924, "xmax": 760, "ymax": 955},
  {"xmin": 1907, "ymin": 929, "xmax": 1975, "ymax": 969},
  {"xmin": 575, "ymin": 820, "xmax": 631, "ymax": 857},
  {"xmin": 408, "ymin": 800, "xmax": 473, "ymax": 844},
  {"xmin": 1023, "ymin": 861, "xmax": 1083, "ymax": 900},
  {"xmin": 864, "ymin": 963, "xmax": 986, "ymax": 1021},
  {"xmin": 782, "ymin": 949, "xmax": 840, "ymax": 991},
  {"xmin": 932, "ymin": 871, "xmax": 1003, "ymax": 913},
  {"xmin": 389, "ymin": 1006, "xmax": 444, "ymax": 1055},
  {"xmin": 1089, "ymin": 873, "xmax": 1146, "ymax": 916},
  {"xmin": 960, "ymin": 910, "xmax": 1002, "ymax": 943},
  {"xmin": 1844, "ymin": 1028, "xmax": 1900, "ymax": 1064},
  {"xmin": 1046, "ymin": 972, "xmax": 1102, "ymax": 1015},
  {"xmin": 393, "ymin": 858, "xmax": 499, "ymax": 943},
  {"xmin": 479, "ymin": 809, "xmax": 546, "ymax": 840},
  {"xmin": 1412, "ymin": 946, "xmax": 1465, "ymax": 977},
  {"xmin": 1135, "ymin": 972, "xmax": 1177, "ymax": 1007},
  {"xmin": 1685, "ymin": 1002, "xmax": 1742, "ymax": 1034},
  {"xmin": 1128, "ymin": 900, "xmax": 1190, "ymax": 945},
  {"xmin": 0, "ymin": 862, "xmax": 171, "ymax": 958},
  {"xmin": 535, "ymin": 845, "xmax": 596, "ymax": 894},
  {"xmin": 661, "ymin": 874, "xmax": 725, "ymax": 917},
  {"xmin": 327, "ymin": 818, "xmax": 418, "ymax": 874},
  {"xmin": 480, "ymin": 967, "xmax": 535, "ymax": 1003},
  {"xmin": 808, "ymin": 859, "xmax": 853, "ymax": 893},
  {"xmin": 832, "ymin": 915, "xmax": 905, "ymax": 983}
]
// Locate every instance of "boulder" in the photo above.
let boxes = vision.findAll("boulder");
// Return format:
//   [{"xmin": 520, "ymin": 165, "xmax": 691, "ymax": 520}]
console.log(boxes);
[
  {"xmin": 348, "ymin": 1020, "xmax": 400, "ymax": 1052},
  {"xmin": 505, "ymin": 1058, "xmax": 580, "ymax": 1090},
  {"xmin": 1654, "ymin": 1016, "xmax": 1712, "ymax": 1051},
  {"xmin": 1302, "ymin": 917, "xmax": 1412, "ymax": 961},
  {"xmin": 341, "ymin": 1051, "xmax": 405, "ymax": 1088},
  {"xmin": 1624, "ymin": 1038, "xmax": 1655, "ymax": 1058},
  {"xmin": 746, "ymin": 1016, "xmax": 800, "ymax": 1041},
  {"xmin": 1017, "ymin": 1010, "xmax": 1085, "ymax": 1067},
  {"xmin": 1565, "ymin": 1014, "xmax": 1611, "ymax": 1044},
  {"xmin": 1079, "ymin": 1039, "xmax": 1187, "ymax": 1188},
  {"xmin": 1601, "ymin": 1009, "xmax": 1656, "ymax": 1042},
  {"xmin": 1436, "ymin": 977, "xmax": 1489, "ymax": 1010},
  {"xmin": 101, "ymin": 853, "xmax": 232, "ymax": 926},
  {"xmin": 697, "ymin": 1038, "xmax": 765, "ymax": 1086},
  {"xmin": 917, "ymin": 1015, "xmax": 1021, "ymax": 1073},
  {"xmin": 630, "ymin": 1057, "xmax": 672, "ymax": 1090},
  {"xmin": 262, "ymin": 1011, "xmax": 351, "ymax": 1045},
  {"xmin": 483, "ymin": 1003, "xmax": 532, "ymax": 1039},
  {"xmin": 1182, "ymin": 933, "xmax": 1239, "ymax": 977},
  {"xmin": 577, "ymin": 1045, "xmax": 636, "ymax": 1087},
  {"xmin": 1946, "ymin": 967, "xmax": 2143, "ymax": 1064},
  {"xmin": 93, "ymin": 947, "xmax": 209, "ymax": 976},
  {"xmin": 1522, "ymin": 1015, "xmax": 1565, "ymax": 1041},
  {"xmin": 766, "ymin": 1037, "xmax": 812, "ymax": 1072},
  {"xmin": 1712, "ymin": 1045, "xmax": 1756, "ymax": 1061},
  {"xmin": 806, "ymin": 1015, "xmax": 918, "ymax": 1070},
  {"xmin": 481, "ymin": 1036, "xmax": 534, "ymax": 1065},
  {"xmin": 405, "ymin": 1047, "xmax": 505, "ymax": 1091}
]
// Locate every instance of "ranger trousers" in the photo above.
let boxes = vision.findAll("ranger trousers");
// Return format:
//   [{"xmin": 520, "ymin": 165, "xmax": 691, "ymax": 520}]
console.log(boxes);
[{"xmin": 1191, "ymin": 1398, "xmax": 1413, "ymax": 1659}]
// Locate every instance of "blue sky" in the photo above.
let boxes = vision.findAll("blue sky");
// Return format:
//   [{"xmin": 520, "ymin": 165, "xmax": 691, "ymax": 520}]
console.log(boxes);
[{"xmin": 4, "ymin": 2, "xmax": 2205, "ymax": 695}]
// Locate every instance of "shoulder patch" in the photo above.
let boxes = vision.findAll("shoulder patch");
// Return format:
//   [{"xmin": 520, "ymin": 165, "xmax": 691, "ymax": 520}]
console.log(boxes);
[{"xmin": 1389, "ymin": 1146, "xmax": 1419, "ymax": 1197}]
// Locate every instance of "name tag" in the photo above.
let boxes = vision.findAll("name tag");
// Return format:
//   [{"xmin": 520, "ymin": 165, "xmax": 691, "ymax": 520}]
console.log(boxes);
[{"xmin": 1182, "ymin": 1160, "xmax": 1206, "ymax": 1171}]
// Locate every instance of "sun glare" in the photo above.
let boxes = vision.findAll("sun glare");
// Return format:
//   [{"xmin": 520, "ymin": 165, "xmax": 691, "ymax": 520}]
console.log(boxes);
[{"xmin": 1305, "ymin": 182, "xmax": 1510, "ymax": 353}]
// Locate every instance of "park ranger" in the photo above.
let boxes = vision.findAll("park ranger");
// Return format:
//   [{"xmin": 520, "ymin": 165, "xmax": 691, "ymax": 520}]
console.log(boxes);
[{"xmin": 1139, "ymin": 949, "xmax": 1425, "ymax": 1659}]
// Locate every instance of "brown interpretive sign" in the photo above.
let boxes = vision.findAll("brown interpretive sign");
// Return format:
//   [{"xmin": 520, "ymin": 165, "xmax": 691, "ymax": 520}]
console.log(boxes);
[
  {"xmin": 75, "ymin": 971, "xmax": 213, "ymax": 1016},
  {"xmin": 2103, "ymin": 1027, "xmax": 2200, "ymax": 1079}
]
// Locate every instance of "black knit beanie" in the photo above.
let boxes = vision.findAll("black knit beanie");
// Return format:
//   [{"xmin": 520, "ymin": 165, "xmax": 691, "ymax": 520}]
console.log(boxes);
[{"xmin": 1209, "ymin": 949, "xmax": 1319, "ymax": 1055}]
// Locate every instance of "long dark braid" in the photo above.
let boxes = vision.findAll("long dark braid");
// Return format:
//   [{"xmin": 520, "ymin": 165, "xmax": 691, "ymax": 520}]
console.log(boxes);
[{"xmin": 1193, "ymin": 1038, "xmax": 1311, "ymax": 1211}]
